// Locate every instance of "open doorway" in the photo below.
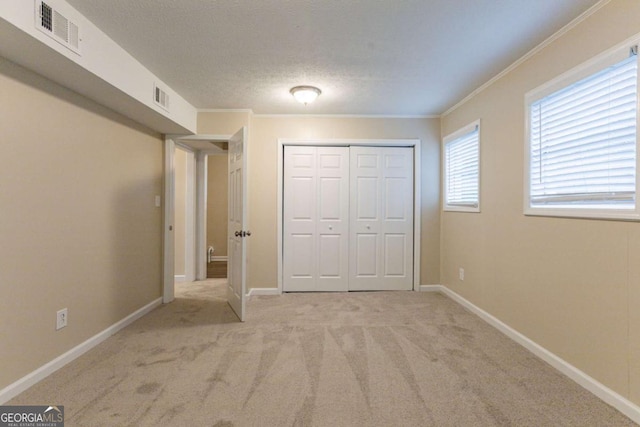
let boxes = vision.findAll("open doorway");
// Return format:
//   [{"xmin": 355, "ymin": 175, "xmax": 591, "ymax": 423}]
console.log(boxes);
[
  {"xmin": 163, "ymin": 128, "xmax": 248, "ymax": 321},
  {"xmin": 205, "ymin": 153, "xmax": 228, "ymax": 279},
  {"xmin": 174, "ymin": 146, "xmax": 195, "ymax": 283}
]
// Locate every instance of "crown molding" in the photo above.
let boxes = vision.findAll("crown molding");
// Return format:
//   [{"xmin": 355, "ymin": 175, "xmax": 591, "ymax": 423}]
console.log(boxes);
[
  {"xmin": 197, "ymin": 109, "xmax": 254, "ymax": 114},
  {"xmin": 252, "ymin": 113, "xmax": 440, "ymax": 119},
  {"xmin": 442, "ymin": 0, "xmax": 612, "ymax": 117}
]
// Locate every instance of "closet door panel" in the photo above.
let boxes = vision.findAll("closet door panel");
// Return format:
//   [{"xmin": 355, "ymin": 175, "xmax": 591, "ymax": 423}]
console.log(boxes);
[
  {"xmin": 318, "ymin": 235, "xmax": 341, "ymax": 277},
  {"xmin": 385, "ymin": 178, "xmax": 408, "ymax": 220},
  {"xmin": 356, "ymin": 177, "xmax": 379, "ymax": 220},
  {"xmin": 350, "ymin": 146, "xmax": 413, "ymax": 290},
  {"xmin": 384, "ymin": 233, "xmax": 406, "ymax": 276},
  {"xmin": 355, "ymin": 234, "xmax": 378, "ymax": 276},
  {"xmin": 291, "ymin": 178, "xmax": 314, "ymax": 219},
  {"xmin": 283, "ymin": 146, "xmax": 348, "ymax": 291},
  {"xmin": 285, "ymin": 145, "xmax": 413, "ymax": 292},
  {"xmin": 284, "ymin": 146, "xmax": 317, "ymax": 291},
  {"xmin": 290, "ymin": 234, "xmax": 315, "ymax": 278},
  {"xmin": 316, "ymin": 147, "xmax": 349, "ymax": 290}
]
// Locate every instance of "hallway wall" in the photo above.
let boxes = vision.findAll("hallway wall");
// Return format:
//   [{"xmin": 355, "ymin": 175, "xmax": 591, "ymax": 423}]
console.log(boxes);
[
  {"xmin": 174, "ymin": 148, "xmax": 187, "ymax": 276},
  {"xmin": 206, "ymin": 154, "xmax": 228, "ymax": 258},
  {"xmin": 0, "ymin": 57, "xmax": 163, "ymax": 391}
]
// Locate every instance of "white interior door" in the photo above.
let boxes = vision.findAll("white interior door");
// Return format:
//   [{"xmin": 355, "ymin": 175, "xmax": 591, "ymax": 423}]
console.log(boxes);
[
  {"xmin": 227, "ymin": 127, "xmax": 248, "ymax": 320},
  {"xmin": 349, "ymin": 146, "xmax": 413, "ymax": 291},
  {"xmin": 283, "ymin": 146, "xmax": 349, "ymax": 291}
]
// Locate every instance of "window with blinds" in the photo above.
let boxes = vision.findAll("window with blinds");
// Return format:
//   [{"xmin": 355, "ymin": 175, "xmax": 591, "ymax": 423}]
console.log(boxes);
[
  {"xmin": 526, "ymin": 44, "xmax": 639, "ymax": 220},
  {"xmin": 444, "ymin": 121, "xmax": 480, "ymax": 212}
]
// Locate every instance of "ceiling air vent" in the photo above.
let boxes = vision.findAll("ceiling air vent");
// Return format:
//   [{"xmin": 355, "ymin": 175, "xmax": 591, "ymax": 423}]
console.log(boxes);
[
  {"xmin": 35, "ymin": 0, "xmax": 81, "ymax": 54},
  {"xmin": 154, "ymin": 84, "xmax": 170, "ymax": 111}
]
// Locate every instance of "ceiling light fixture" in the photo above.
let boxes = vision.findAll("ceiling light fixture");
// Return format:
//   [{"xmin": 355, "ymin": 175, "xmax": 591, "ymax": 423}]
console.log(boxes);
[{"xmin": 290, "ymin": 86, "xmax": 321, "ymax": 105}]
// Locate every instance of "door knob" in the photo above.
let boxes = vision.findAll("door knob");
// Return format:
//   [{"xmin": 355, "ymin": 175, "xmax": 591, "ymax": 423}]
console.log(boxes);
[
  {"xmin": 242, "ymin": 230, "xmax": 252, "ymax": 237},
  {"xmin": 235, "ymin": 231, "xmax": 241, "ymax": 237}
]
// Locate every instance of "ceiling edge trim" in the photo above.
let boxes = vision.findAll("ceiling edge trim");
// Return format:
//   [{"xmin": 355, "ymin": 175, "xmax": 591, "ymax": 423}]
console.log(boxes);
[
  {"xmin": 441, "ymin": 0, "xmax": 612, "ymax": 118},
  {"xmin": 252, "ymin": 114, "xmax": 440, "ymax": 119},
  {"xmin": 198, "ymin": 108, "xmax": 254, "ymax": 113}
]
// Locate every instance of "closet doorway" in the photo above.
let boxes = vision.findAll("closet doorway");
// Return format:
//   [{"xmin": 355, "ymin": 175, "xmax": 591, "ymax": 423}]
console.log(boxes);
[{"xmin": 279, "ymin": 140, "xmax": 421, "ymax": 292}]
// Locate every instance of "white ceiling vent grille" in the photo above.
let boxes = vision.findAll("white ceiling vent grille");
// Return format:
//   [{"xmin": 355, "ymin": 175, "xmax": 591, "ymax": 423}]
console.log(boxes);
[
  {"xmin": 35, "ymin": 0, "xmax": 81, "ymax": 54},
  {"xmin": 154, "ymin": 84, "xmax": 170, "ymax": 111}
]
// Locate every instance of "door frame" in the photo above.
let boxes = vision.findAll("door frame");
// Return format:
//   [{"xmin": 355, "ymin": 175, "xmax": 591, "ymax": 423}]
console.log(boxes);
[
  {"xmin": 173, "ymin": 144, "xmax": 196, "ymax": 283},
  {"xmin": 163, "ymin": 137, "xmax": 175, "ymax": 303},
  {"xmin": 277, "ymin": 138, "xmax": 422, "ymax": 294},
  {"xmin": 162, "ymin": 134, "xmax": 231, "ymax": 303},
  {"xmin": 196, "ymin": 150, "xmax": 230, "ymax": 280}
]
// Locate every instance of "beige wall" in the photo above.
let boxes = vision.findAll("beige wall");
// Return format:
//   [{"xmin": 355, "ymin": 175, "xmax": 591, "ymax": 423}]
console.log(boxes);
[
  {"xmin": 207, "ymin": 155, "xmax": 228, "ymax": 256},
  {"xmin": 174, "ymin": 148, "xmax": 187, "ymax": 276},
  {"xmin": 441, "ymin": 0, "xmax": 640, "ymax": 405},
  {"xmin": 248, "ymin": 116, "xmax": 441, "ymax": 289},
  {"xmin": 197, "ymin": 111, "xmax": 252, "ymax": 135},
  {"xmin": 196, "ymin": 112, "xmax": 441, "ymax": 289},
  {"xmin": 4, "ymin": 1, "xmax": 635, "ymax": 408},
  {"xmin": 0, "ymin": 57, "xmax": 163, "ymax": 390}
]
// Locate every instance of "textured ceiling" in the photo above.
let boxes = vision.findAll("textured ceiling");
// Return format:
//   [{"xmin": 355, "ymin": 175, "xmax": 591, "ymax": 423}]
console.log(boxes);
[{"xmin": 66, "ymin": 0, "xmax": 600, "ymax": 115}]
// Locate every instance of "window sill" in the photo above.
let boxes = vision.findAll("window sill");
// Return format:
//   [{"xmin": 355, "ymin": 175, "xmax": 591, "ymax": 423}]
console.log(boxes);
[
  {"xmin": 524, "ymin": 207, "xmax": 640, "ymax": 222},
  {"xmin": 444, "ymin": 205, "xmax": 481, "ymax": 213}
]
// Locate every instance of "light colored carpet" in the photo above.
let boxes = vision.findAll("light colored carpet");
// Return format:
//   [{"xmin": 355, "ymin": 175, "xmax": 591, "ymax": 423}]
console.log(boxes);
[{"xmin": 9, "ymin": 279, "xmax": 636, "ymax": 426}]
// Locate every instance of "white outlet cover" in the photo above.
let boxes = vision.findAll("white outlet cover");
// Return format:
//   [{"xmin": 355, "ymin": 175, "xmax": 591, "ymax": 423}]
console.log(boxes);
[
  {"xmin": 459, "ymin": 268, "xmax": 465, "ymax": 281},
  {"xmin": 56, "ymin": 308, "xmax": 68, "ymax": 330},
  {"xmin": 155, "ymin": 195, "xmax": 161, "ymax": 207}
]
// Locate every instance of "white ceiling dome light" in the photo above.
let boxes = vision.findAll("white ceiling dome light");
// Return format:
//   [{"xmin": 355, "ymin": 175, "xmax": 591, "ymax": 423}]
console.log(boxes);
[{"xmin": 290, "ymin": 86, "xmax": 321, "ymax": 105}]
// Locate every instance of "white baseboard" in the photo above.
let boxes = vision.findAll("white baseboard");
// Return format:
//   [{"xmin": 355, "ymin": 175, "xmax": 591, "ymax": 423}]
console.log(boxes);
[
  {"xmin": 0, "ymin": 297, "xmax": 162, "ymax": 404},
  {"xmin": 174, "ymin": 275, "xmax": 187, "ymax": 282},
  {"xmin": 436, "ymin": 285, "xmax": 640, "ymax": 424},
  {"xmin": 210, "ymin": 256, "xmax": 227, "ymax": 262},
  {"xmin": 247, "ymin": 287, "xmax": 280, "ymax": 297}
]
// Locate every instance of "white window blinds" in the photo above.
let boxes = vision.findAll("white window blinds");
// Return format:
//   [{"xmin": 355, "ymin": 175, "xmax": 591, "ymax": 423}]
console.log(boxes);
[
  {"xmin": 445, "ymin": 124, "xmax": 479, "ymax": 209},
  {"xmin": 529, "ymin": 52, "xmax": 638, "ymax": 209}
]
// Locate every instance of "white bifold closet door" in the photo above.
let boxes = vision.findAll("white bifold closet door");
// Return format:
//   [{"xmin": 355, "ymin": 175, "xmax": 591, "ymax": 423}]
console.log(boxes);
[
  {"xmin": 283, "ymin": 146, "xmax": 350, "ymax": 291},
  {"xmin": 349, "ymin": 147, "xmax": 413, "ymax": 291},
  {"xmin": 283, "ymin": 145, "xmax": 413, "ymax": 292}
]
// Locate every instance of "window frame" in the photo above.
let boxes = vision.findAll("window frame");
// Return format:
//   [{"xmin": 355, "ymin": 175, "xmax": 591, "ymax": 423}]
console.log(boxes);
[
  {"xmin": 524, "ymin": 39, "xmax": 640, "ymax": 221},
  {"xmin": 443, "ymin": 120, "xmax": 481, "ymax": 213}
]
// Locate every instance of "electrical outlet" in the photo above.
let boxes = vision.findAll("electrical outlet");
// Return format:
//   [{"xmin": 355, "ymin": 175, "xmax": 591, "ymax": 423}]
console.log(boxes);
[
  {"xmin": 56, "ymin": 308, "xmax": 68, "ymax": 330},
  {"xmin": 459, "ymin": 268, "xmax": 465, "ymax": 281}
]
